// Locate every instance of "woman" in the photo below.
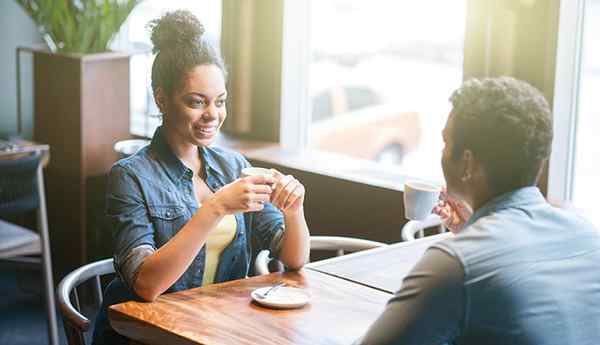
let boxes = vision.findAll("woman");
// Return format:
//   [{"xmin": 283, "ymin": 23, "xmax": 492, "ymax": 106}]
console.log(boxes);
[{"xmin": 93, "ymin": 10, "xmax": 310, "ymax": 344}]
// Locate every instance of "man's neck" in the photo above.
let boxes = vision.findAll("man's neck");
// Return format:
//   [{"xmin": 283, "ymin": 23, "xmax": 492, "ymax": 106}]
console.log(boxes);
[{"xmin": 467, "ymin": 183, "xmax": 496, "ymax": 214}]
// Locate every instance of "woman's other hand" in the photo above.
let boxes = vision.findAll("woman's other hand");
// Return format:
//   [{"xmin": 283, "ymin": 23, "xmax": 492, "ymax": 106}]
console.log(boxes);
[{"xmin": 270, "ymin": 169, "xmax": 306, "ymax": 218}]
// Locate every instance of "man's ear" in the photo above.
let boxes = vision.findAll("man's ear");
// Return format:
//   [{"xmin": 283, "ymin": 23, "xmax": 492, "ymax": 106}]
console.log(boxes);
[{"xmin": 154, "ymin": 87, "xmax": 167, "ymax": 114}]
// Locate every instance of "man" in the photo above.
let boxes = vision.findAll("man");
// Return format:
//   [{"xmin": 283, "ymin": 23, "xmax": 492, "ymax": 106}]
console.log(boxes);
[{"xmin": 358, "ymin": 77, "xmax": 600, "ymax": 345}]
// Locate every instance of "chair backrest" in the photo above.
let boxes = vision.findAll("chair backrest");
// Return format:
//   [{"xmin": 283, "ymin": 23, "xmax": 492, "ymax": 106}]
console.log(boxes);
[
  {"xmin": 401, "ymin": 214, "xmax": 445, "ymax": 241},
  {"xmin": 255, "ymin": 235, "xmax": 387, "ymax": 275},
  {"xmin": 57, "ymin": 258, "xmax": 115, "ymax": 345},
  {"xmin": 0, "ymin": 151, "xmax": 43, "ymax": 215}
]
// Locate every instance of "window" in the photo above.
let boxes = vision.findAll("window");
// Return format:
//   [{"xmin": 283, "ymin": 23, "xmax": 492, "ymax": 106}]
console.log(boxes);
[
  {"xmin": 111, "ymin": 0, "xmax": 222, "ymax": 138},
  {"xmin": 281, "ymin": 1, "xmax": 467, "ymax": 183},
  {"xmin": 301, "ymin": 0, "xmax": 466, "ymax": 182},
  {"xmin": 550, "ymin": 0, "xmax": 600, "ymax": 226}
]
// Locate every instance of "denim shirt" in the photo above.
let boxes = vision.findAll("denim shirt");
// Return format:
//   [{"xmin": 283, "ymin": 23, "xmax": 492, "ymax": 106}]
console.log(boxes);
[
  {"xmin": 92, "ymin": 127, "xmax": 285, "ymax": 345},
  {"xmin": 107, "ymin": 126, "xmax": 285, "ymax": 292}
]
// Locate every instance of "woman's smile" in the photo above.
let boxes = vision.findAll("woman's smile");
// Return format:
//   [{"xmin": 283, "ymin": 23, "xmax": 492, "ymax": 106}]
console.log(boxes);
[{"xmin": 193, "ymin": 123, "xmax": 219, "ymax": 138}]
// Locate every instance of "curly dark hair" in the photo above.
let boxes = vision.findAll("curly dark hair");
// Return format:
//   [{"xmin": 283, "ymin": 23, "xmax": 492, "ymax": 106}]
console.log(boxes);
[
  {"xmin": 449, "ymin": 77, "xmax": 553, "ymax": 194},
  {"xmin": 147, "ymin": 10, "xmax": 227, "ymax": 96}
]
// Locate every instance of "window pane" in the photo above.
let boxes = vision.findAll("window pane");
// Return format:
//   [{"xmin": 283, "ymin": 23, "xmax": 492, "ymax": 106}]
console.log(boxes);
[
  {"xmin": 572, "ymin": 0, "xmax": 600, "ymax": 226},
  {"xmin": 111, "ymin": 0, "xmax": 222, "ymax": 137},
  {"xmin": 307, "ymin": 0, "xmax": 466, "ymax": 182}
]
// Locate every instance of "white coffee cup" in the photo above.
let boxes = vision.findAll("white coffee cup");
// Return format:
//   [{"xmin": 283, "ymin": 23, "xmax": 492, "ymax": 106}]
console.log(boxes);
[
  {"xmin": 241, "ymin": 167, "xmax": 273, "ymax": 179},
  {"xmin": 403, "ymin": 180, "xmax": 442, "ymax": 221}
]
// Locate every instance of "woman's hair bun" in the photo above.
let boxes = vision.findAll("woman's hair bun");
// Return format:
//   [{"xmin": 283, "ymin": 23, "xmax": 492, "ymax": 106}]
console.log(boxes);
[{"xmin": 148, "ymin": 10, "xmax": 205, "ymax": 54}]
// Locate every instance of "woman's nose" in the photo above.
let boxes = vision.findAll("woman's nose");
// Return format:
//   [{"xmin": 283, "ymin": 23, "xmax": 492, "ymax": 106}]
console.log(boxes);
[{"xmin": 202, "ymin": 103, "xmax": 219, "ymax": 120}]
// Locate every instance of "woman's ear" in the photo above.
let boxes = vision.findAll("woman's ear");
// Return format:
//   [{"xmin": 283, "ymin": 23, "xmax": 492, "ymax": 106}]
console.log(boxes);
[{"xmin": 154, "ymin": 88, "xmax": 167, "ymax": 114}]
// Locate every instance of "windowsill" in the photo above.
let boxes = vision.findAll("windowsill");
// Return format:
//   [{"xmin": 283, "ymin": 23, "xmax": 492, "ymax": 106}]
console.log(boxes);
[{"xmin": 215, "ymin": 134, "xmax": 440, "ymax": 192}]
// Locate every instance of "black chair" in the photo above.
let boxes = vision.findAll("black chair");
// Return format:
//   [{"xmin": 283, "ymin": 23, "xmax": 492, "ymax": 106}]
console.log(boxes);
[
  {"xmin": 57, "ymin": 258, "xmax": 115, "ymax": 345},
  {"xmin": 0, "ymin": 150, "xmax": 58, "ymax": 345}
]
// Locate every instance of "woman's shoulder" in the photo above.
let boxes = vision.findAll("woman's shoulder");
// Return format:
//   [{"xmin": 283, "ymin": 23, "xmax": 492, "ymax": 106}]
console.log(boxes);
[{"xmin": 109, "ymin": 146, "xmax": 155, "ymax": 178}]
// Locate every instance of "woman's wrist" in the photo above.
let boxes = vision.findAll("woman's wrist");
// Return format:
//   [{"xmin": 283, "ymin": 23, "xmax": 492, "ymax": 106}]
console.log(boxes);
[
  {"xmin": 283, "ymin": 207, "xmax": 305, "ymax": 222},
  {"xmin": 203, "ymin": 195, "xmax": 227, "ymax": 218}
]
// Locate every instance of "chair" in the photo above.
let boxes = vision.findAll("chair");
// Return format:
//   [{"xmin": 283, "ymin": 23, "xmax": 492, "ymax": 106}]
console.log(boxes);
[
  {"xmin": 57, "ymin": 258, "xmax": 115, "ymax": 345},
  {"xmin": 401, "ymin": 214, "xmax": 446, "ymax": 241},
  {"xmin": 113, "ymin": 139, "xmax": 150, "ymax": 159},
  {"xmin": 255, "ymin": 235, "xmax": 387, "ymax": 275},
  {"xmin": 0, "ymin": 150, "xmax": 58, "ymax": 345}
]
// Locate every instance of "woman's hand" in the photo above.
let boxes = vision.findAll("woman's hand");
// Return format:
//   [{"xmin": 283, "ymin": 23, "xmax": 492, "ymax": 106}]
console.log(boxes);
[
  {"xmin": 208, "ymin": 175, "xmax": 275, "ymax": 215},
  {"xmin": 432, "ymin": 189, "xmax": 472, "ymax": 233},
  {"xmin": 270, "ymin": 169, "xmax": 306, "ymax": 218}
]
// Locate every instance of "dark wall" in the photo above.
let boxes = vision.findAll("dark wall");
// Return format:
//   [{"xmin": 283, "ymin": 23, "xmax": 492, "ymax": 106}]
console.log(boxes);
[{"xmin": 247, "ymin": 158, "xmax": 408, "ymax": 245}]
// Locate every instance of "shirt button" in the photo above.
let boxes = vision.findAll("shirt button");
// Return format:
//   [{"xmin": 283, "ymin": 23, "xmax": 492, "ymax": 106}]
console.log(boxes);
[{"xmin": 166, "ymin": 211, "xmax": 172, "ymax": 217}]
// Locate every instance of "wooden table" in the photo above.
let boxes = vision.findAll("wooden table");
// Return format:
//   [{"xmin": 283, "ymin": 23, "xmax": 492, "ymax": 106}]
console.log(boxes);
[
  {"xmin": 306, "ymin": 233, "xmax": 452, "ymax": 294},
  {"xmin": 109, "ymin": 269, "xmax": 391, "ymax": 345}
]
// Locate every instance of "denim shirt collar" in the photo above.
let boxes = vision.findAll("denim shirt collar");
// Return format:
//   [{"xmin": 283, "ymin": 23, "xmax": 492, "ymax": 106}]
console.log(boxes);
[
  {"xmin": 150, "ymin": 126, "xmax": 226, "ymax": 182},
  {"xmin": 464, "ymin": 186, "xmax": 546, "ymax": 228}
]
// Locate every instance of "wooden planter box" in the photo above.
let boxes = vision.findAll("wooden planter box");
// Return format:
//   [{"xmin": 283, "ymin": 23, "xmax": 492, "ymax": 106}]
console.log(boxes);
[{"xmin": 32, "ymin": 49, "xmax": 130, "ymax": 274}]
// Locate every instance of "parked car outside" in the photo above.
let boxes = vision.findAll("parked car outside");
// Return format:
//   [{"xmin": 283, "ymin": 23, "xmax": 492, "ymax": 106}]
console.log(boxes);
[{"xmin": 308, "ymin": 66, "xmax": 422, "ymax": 167}]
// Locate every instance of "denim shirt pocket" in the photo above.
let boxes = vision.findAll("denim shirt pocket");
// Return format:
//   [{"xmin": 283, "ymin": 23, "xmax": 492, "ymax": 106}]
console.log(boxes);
[{"xmin": 147, "ymin": 205, "xmax": 187, "ymax": 246}]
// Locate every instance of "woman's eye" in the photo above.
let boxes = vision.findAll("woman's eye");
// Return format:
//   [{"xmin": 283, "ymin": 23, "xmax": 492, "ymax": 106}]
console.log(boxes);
[
  {"xmin": 190, "ymin": 99, "xmax": 205, "ymax": 107},
  {"xmin": 216, "ymin": 99, "xmax": 226, "ymax": 107}
]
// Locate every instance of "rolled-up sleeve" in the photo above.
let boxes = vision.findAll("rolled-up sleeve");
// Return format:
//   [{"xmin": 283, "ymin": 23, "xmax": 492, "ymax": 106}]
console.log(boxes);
[
  {"xmin": 252, "ymin": 202, "xmax": 286, "ymax": 257},
  {"xmin": 106, "ymin": 165, "xmax": 156, "ymax": 288}
]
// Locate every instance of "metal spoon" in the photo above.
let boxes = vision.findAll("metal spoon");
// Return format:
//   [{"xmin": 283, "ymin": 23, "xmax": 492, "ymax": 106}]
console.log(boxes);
[{"xmin": 256, "ymin": 282, "xmax": 286, "ymax": 299}]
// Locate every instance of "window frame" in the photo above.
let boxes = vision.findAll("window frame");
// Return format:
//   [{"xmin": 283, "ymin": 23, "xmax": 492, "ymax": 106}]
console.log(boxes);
[
  {"xmin": 547, "ymin": 0, "xmax": 586, "ymax": 203},
  {"xmin": 279, "ymin": 0, "xmax": 311, "ymax": 149}
]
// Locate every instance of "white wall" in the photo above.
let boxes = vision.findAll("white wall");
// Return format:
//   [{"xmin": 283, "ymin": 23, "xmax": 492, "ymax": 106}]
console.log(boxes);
[{"xmin": 0, "ymin": 2, "xmax": 42, "ymax": 139}]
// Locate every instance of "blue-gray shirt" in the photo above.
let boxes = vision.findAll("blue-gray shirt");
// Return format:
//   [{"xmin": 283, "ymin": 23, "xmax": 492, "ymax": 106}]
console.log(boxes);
[{"xmin": 359, "ymin": 186, "xmax": 600, "ymax": 345}]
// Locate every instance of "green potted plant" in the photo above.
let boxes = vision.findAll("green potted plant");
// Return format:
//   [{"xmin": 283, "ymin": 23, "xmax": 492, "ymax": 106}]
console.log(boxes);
[
  {"xmin": 16, "ymin": 0, "xmax": 139, "ymax": 53},
  {"xmin": 15, "ymin": 0, "xmax": 141, "ymax": 271}
]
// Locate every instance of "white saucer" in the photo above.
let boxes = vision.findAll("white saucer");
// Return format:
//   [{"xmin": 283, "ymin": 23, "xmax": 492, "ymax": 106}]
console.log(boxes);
[{"xmin": 251, "ymin": 286, "xmax": 311, "ymax": 309}]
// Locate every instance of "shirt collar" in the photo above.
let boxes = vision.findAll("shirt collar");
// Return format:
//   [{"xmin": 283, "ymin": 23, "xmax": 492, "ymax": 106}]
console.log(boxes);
[
  {"xmin": 199, "ymin": 146, "xmax": 227, "ymax": 180},
  {"xmin": 150, "ymin": 126, "xmax": 226, "ymax": 182},
  {"xmin": 464, "ymin": 186, "xmax": 546, "ymax": 228}
]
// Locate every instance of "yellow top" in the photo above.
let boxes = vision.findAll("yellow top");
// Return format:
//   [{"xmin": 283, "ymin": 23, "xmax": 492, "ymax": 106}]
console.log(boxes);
[{"xmin": 202, "ymin": 211, "xmax": 237, "ymax": 285}]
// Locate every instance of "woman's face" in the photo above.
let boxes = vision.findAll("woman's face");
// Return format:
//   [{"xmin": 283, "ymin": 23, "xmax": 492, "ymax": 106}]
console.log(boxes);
[{"xmin": 162, "ymin": 64, "xmax": 227, "ymax": 147}]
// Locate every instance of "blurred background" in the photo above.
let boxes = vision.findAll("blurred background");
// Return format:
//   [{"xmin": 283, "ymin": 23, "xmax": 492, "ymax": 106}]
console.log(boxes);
[{"xmin": 0, "ymin": 0, "xmax": 598, "ymax": 344}]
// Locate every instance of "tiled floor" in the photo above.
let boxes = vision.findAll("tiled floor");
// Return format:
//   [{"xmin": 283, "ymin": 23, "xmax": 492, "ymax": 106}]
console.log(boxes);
[{"xmin": 0, "ymin": 264, "xmax": 95, "ymax": 345}]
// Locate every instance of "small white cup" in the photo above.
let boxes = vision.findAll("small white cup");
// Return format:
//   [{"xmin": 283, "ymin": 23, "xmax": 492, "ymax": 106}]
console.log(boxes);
[
  {"xmin": 403, "ymin": 180, "xmax": 442, "ymax": 221},
  {"xmin": 241, "ymin": 167, "xmax": 273, "ymax": 179}
]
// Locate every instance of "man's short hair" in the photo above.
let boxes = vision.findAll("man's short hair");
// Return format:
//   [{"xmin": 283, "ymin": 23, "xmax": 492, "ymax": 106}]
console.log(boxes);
[{"xmin": 449, "ymin": 77, "xmax": 553, "ymax": 194}]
